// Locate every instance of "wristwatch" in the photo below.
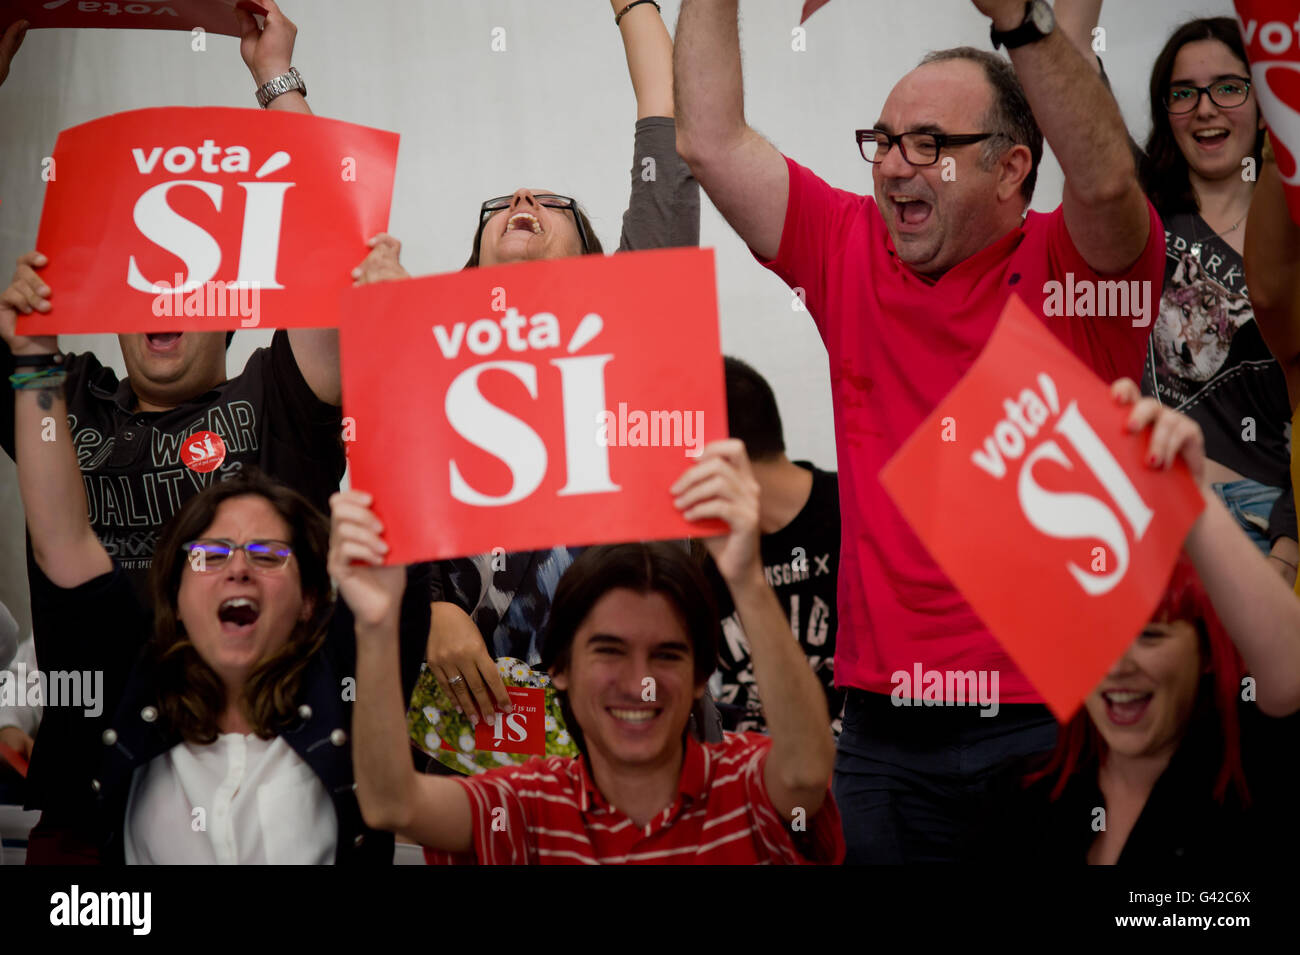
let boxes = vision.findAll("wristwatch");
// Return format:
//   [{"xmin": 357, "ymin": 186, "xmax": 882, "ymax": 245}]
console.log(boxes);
[
  {"xmin": 990, "ymin": 0, "xmax": 1055, "ymax": 51},
  {"xmin": 256, "ymin": 67, "xmax": 307, "ymax": 108}
]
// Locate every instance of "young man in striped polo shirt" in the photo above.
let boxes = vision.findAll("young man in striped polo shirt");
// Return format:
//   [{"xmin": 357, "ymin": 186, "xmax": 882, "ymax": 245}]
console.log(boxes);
[{"xmin": 339, "ymin": 439, "xmax": 845, "ymax": 864}]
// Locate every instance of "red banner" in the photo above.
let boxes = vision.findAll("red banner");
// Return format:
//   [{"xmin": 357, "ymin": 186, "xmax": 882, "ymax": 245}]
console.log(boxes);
[
  {"xmin": 339, "ymin": 248, "xmax": 729, "ymax": 565},
  {"xmin": 1234, "ymin": 0, "xmax": 1300, "ymax": 222},
  {"xmin": 0, "ymin": 0, "xmax": 264, "ymax": 37},
  {"xmin": 17, "ymin": 106, "xmax": 398, "ymax": 335},
  {"xmin": 880, "ymin": 295, "xmax": 1205, "ymax": 721}
]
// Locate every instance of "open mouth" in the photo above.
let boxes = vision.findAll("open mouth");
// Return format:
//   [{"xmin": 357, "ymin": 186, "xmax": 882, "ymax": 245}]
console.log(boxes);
[
  {"xmin": 505, "ymin": 212, "xmax": 543, "ymax": 236},
  {"xmin": 217, "ymin": 596, "xmax": 261, "ymax": 635},
  {"xmin": 145, "ymin": 332, "xmax": 182, "ymax": 352},
  {"xmin": 607, "ymin": 706, "xmax": 661, "ymax": 727},
  {"xmin": 1192, "ymin": 128, "xmax": 1230, "ymax": 148},
  {"xmin": 1101, "ymin": 689, "xmax": 1152, "ymax": 726},
  {"xmin": 892, "ymin": 196, "xmax": 932, "ymax": 229}
]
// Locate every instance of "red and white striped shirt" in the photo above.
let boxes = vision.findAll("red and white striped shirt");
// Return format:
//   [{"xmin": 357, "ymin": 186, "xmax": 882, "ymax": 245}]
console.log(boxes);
[{"xmin": 425, "ymin": 732, "xmax": 844, "ymax": 865}]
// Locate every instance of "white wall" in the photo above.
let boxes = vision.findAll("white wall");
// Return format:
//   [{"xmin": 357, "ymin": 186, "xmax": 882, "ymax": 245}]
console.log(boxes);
[{"xmin": 0, "ymin": 0, "xmax": 1233, "ymax": 635}]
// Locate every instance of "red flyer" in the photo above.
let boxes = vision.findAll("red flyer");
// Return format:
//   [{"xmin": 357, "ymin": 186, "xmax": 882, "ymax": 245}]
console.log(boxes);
[
  {"xmin": 17, "ymin": 106, "xmax": 397, "ymax": 335},
  {"xmin": 470, "ymin": 688, "xmax": 547, "ymax": 758},
  {"xmin": 880, "ymin": 294, "xmax": 1206, "ymax": 721},
  {"xmin": 339, "ymin": 248, "xmax": 729, "ymax": 565},
  {"xmin": 0, "ymin": 0, "xmax": 265, "ymax": 38}
]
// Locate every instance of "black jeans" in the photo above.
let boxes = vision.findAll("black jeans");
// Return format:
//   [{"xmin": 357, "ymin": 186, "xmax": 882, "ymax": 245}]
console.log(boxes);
[{"xmin": 832, "ymin": 689, "xmax": 1057, "ymax": 863}]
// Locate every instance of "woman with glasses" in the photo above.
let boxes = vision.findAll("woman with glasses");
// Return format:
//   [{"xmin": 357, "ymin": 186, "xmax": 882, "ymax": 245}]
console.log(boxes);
[
  {"xmin": 1059, "ymin": 3, "xmax": 1297, "ymax": 583},
  {"xmin": 12, "ymin": 367, "xmax": 431, "ymax": 861},
  {"xmin": 358, "ymin": 1, "xmax": 708, "ymax": 766}
]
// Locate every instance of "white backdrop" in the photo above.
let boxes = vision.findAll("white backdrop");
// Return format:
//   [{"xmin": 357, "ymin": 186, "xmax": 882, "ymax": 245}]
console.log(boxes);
[{"xmin": 0, "ymin": 0, "xmax": 1232, "ymax": 634}]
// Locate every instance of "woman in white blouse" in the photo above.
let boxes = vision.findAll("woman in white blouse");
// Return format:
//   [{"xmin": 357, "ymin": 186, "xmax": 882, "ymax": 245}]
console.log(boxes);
[{"xmin": 15, "ymin": 418, "xmax": 428, "ymax": 863}]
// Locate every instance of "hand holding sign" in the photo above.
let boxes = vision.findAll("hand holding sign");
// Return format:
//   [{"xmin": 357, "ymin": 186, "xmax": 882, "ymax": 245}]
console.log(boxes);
[
  {"xmin": 235, "ymin": 0, "xmax": 292, "ymax": 87},
  {"xmin": 1110, "ymin": 377, "xmax": 1208, "ymax": 487},
  {"xmin": 880, "ymin": 295, "xmax": 1205, "ymax": 721},
  {"xmin": 0, "ymin": 252, "xmax": 57, "ymax": 356},
  {"xmin": 328, "ymin": 489, "xmax": 405, "ymax": 632},
  {"xmin": 672, "ymin": 438, "xmax": 763, "ymax": 586}
]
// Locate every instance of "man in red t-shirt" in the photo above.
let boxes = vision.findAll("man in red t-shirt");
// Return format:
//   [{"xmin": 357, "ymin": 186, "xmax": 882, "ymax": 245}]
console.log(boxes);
[
  {"xmin": 674, "ymin": 0, "xmax": 1165, "ymax": 861},
  {"xmin": 339, "ymin": 440, "xmax": 844, "ymax": 865}
]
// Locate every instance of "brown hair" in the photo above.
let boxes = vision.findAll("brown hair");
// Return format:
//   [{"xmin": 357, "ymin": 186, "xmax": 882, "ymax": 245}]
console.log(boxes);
[
  {"xmin": 148, "ymin": 471, "xmax": 334, "ymax": 743},
  {"xmin": 539, "ymin": 542, "xmax": 720, "ymax": 754},
  {"xmin": 1140, "ymin": 18, "xmax": 1264, "ymax": 217}
]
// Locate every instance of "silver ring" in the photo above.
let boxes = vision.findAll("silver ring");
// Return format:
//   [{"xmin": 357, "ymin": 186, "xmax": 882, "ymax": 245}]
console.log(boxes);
[{"xmin": 448, "ymin": 675, "xmax": 465, "ymax": 686}]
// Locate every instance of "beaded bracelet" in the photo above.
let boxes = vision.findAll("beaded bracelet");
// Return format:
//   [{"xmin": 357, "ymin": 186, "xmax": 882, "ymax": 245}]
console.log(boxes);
[
  {"xmin": 9, "ymin": 368, "xmax": 67, "ymax": 390},
  {"xmin": 616, "ymin": 0, "xmax": 661, "ymax": 26}
]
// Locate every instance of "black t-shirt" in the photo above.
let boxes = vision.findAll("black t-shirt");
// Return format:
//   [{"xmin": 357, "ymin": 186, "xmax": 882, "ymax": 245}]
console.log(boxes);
[
  {"xmin": 703, "ymin": 463, "xmax": 843, "ymax": 735},
  {"xmin": 974, "ymin": 697, "xmax": 1300, "ymax": 865},
  {"xmin": 2, "ymin": 331, "xmax": 346, "ymax": 607},
  {"xmin": 1140, "ymin": 214, "xmax": 1292, "ymax": 489}
]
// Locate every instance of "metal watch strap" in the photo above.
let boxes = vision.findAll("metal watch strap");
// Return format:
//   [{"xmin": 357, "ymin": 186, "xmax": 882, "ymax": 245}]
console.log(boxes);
[{"xmin": 256, "ymin": 67, "xmax": 306, "ymax": 108}]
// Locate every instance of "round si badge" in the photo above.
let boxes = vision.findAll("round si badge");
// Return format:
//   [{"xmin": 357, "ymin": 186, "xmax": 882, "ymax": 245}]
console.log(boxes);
[{"xmin": 181, "ymin": 430, "xmax": 227, "ymax": 473}]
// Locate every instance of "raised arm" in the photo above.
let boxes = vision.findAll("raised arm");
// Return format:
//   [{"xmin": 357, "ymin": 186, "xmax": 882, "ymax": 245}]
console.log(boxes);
[
  {"xmin": 672, "ymin": 440, "xmax": 835, "ymax": 818},
  {"xmin": 1244, "ymin": 137, "xmax": 1300, "ymax": 409},
  {"xmin": 331, "ymin": 491, "xmax": 475, "ymax": 852},
  {"xmin": 1, "ymin": 255, "xmax": 112, "ymax": 588},
  {"xmin": 611, "ymin": 0, "xmax": 674, "ymax": 118},
  {"xmin": 1054, "ymin": 0, "xmax": 1102, "ymax": 74},
  {"xmin": 236, "ymin": 1, "xmax": 348, "ymax": 406},
  {"xmin": 1112, "ymin": 379, "xmax": 1300, "ymax": 717},
  {"xmin": 976, "ymin": 0, "xmax": 1148, "ymax": 273},
  {"xmin": 673, "ymin": 0, "xmax": 788, "ymax": 260}
]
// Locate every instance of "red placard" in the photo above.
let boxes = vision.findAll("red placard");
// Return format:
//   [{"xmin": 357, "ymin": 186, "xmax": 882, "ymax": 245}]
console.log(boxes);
[
  {"xmin": 17, "ymin": 106, "xmax": 398, "ymax": 335},
  {"xmin": 0, "ymin": 0, "xmax": 265, "ymax": 37},
  {"xmin": 339, "ymin": 248, "xmax": 729, "ymax": 565},
  {"xmin": 1233, "ymin": 1, "xmax": 1300, "ymax": 222},
  {"xmin": 880, "ymin": 295, "xmax": 1205, "ymax": 721},
  {"xmin": 468, "ymin": 688, "xmax": 546, "ymax": 757},
  {"xmin": 801, "ymin": 0, "xmax": 831, "ymax": 23}
]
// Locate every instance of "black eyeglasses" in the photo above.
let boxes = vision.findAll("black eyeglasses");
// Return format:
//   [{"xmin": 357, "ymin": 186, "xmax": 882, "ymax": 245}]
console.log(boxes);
[
  {"xmin": 182, "ymin": 539, "xmax": 294, "ymax": 574},
  {"xmin": 474, "ymin": 193, "xmax": 591, "ymax": 258},
  {"xmin": 857, "ymin": 129, "xmax": 1000, "ymax": 166},
  {"xmin": 1164, "ymin": 77, "xmax": 1251, "ymax": 114}
]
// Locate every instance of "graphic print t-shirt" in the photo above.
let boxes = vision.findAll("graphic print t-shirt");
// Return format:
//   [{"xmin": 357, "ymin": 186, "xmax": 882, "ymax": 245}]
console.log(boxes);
[
  {"xmin": 705, "ymin": 463, "xmax": 843, "ymax": 735},
  {"xmin": 1140, "ymin": 213, "xmax": 1291, "ymax": 488},
  {"xmin": 3, "ymin": 330, "xmax": 345, "ymax": 609}
]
